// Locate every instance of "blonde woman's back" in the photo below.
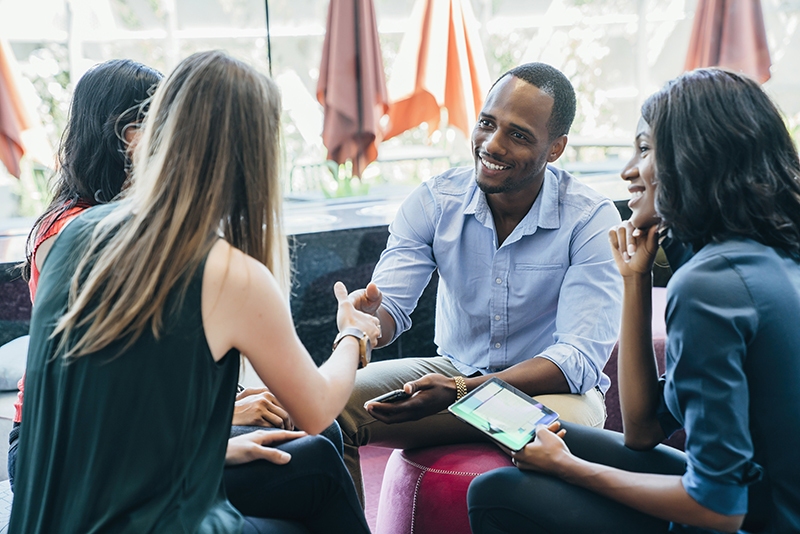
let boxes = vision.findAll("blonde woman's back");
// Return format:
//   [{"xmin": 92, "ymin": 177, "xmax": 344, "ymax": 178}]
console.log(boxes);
[
  {"xmin": 10, "ymin": 50, "xmax": 381, "ymax": 533},
  {"xmin": 52, "ymin": 51, "xmax": 289, "ymax": 362},
  {"xmin": 10, "ymin": 204, "xmax": 244, "ymax": 533}
]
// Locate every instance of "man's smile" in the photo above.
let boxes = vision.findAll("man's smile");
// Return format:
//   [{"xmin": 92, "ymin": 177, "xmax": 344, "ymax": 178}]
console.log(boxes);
[{"xmin": 479, "ymin": 156, "xmax": 510, "ymax": 171}]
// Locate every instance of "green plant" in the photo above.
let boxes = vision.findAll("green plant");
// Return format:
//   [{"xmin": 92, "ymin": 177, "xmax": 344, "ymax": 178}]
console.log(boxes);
[
  {"xmin": 788, "ymin": 113, "xmax": 800, "ymax": 153},
  {"xmin": 322, "ymin": 161, "xmax": 371, "ymax": 198},
  {"xmin": 21, "ymin": 44, "xmax": 71, "ymax": 153},
  {"xmin": 11, "ymin": 162, "xmax": 53, "ymax": 217}
]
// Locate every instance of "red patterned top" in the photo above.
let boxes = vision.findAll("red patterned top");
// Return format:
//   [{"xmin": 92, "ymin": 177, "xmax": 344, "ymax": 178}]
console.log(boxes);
[{"xmin": 15, "ymin": 204, "xmax": 88, "ymax": 423}]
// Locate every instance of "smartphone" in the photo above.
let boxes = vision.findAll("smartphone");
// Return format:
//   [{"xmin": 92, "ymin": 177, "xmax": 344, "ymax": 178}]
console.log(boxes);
[
  {"xmin": 365, "ymin": 389, "xmax": 411, "ymax": 406},
  {"xmin": 448, "ymin": 377, "xmax": 558, "ymax": 451}
]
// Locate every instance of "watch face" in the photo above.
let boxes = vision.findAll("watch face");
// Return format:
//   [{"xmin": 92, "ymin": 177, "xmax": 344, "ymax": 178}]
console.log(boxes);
[{"xmin": 332, "ymin": 328, "xmax": 371, "ymax": 368}]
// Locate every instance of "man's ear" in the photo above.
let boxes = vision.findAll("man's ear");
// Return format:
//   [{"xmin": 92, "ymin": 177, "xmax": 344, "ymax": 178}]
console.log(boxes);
[{"xmin": 547, "ymin": 135, "xmax": 568, "ymax": 163}]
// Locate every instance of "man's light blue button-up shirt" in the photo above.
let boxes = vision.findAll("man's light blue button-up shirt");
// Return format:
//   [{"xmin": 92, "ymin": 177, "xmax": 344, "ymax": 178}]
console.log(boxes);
[{"xmin": 372, "ymin": 165, "xmax": 622, "ymax": 394}]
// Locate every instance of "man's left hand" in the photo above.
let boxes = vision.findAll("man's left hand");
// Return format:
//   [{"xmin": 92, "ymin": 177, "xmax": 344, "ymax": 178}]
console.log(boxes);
[{"xmin": 364, "ymin": 373, "xmax": 458, "ymax": 424}]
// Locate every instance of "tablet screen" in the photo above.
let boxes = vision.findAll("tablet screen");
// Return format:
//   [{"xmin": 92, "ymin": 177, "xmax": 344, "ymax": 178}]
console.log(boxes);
[{"xmin": 448, "ymin": 377, "xmax": 559, "ymax": 451}]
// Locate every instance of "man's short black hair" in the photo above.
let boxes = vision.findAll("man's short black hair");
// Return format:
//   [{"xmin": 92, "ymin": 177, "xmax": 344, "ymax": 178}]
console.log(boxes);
[{"xmin": 495, "ymin": 63, "xmax": 576, "ymax": 140}]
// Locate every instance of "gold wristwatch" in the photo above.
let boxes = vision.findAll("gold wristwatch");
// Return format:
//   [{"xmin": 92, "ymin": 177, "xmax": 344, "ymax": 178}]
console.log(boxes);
[{"xmin": 332, "ymin": 327, "xmax": 372, "ymax": 368}]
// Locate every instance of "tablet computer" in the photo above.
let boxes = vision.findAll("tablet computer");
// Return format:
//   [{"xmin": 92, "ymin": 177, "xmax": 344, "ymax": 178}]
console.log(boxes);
[{"xmin": 448, "ymin": 377, "xmax": 559, "ymax": 451}]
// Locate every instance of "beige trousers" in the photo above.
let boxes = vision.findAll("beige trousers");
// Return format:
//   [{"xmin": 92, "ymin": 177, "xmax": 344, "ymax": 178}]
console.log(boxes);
[{"xmin": 336, "ymin": 356, "xmax": 607, "ymax": 505}]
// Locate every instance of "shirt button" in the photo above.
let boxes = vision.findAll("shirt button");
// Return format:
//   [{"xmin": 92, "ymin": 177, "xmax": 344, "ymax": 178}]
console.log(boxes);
[
  {"xmin": 495, "ymin": 278, "xmax": 502, "ymax": 284},
  {"xmin": 494, "ymin": 315, "xmax": 501, "ymax": 321},
  {"xmin": 494, "ymin": 343, "xmax": 501, "ymax": 349}
]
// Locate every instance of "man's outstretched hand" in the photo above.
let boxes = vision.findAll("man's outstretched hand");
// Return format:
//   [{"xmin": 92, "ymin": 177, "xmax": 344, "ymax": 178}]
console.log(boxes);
[
  {"xmin": 345, "ymin": 281, "xmax": 396, "ymax": 347},
  {"xmin": 364, "ymin": 373, "xmax": 458, "ymax": 424},
  {"xmin": 347, "ymin": 282, "xmax": 383, "ymax": 316}
]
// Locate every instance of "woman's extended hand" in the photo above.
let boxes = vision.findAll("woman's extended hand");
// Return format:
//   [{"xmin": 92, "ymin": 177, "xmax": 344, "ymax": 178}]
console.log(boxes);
[
  {"xmin": 333, "ymin": 281, "xmax": 382, "ymax": 347},
  {"xmin": 224, "ymin": 429, "xmax": 307, "ymax": 466},
  {"xmin": 511, "ymin": 422, "xmax": 570, "ymax": 476},
  {"xmin": 608, "ymin": 222, "xmax": 660, "ymax": 278}
]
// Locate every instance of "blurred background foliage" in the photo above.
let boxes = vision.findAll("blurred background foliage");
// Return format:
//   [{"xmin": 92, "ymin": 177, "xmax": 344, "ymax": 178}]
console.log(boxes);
[{"xmin": 2, "ymin": 0, "xmax": 800, "ymax": 218}]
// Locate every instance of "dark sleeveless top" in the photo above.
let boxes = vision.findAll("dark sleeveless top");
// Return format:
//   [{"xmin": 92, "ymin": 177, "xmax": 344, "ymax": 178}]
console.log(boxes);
[{"xmin": 10, "ymin": 204, "xmax": 244, "ymax": 533}]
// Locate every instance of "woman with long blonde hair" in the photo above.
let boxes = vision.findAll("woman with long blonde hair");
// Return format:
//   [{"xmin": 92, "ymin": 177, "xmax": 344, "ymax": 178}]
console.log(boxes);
[{"xmin": 10, "ymin": 50, "xmax": 379, "ymax": 534}]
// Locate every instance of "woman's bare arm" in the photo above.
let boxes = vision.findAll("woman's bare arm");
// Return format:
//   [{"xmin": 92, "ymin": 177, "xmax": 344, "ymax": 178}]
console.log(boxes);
[
  {"xmin": 202, "ymin": 240, "xmax": 380, "ymax": 435},
  {"xmin": 608, "ymin": 224, "xmax": 665, "ymax": 449}
]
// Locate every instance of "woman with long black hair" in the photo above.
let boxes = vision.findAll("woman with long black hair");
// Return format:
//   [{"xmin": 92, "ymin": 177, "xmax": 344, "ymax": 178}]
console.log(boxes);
[
  {"xmin": 468, "ymin": 68, "xmax": 800, "ymax": 533},
  {"xmin": 9, "ymin": 59, "xmax": 163, "ymax": 491}
]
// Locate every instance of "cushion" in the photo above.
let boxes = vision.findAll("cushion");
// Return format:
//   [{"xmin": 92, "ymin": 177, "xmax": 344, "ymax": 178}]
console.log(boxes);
[
  {"xmin": 603, "ymin": 288, "xmax": 685, "ymax": 450},
  {"xmin": 376, "ymin": 443, "xmax": 512, "ymax": 534},
  {"xmin": 0, "ymin": 335, "xmax": 28, "ymax": 391},
  {"xmin": 0, "ymin": 478, "xmax": 12, "ymax": 532}
]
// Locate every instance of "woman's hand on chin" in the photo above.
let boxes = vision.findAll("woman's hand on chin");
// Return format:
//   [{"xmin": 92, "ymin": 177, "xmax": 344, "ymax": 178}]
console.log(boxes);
[{"xmin": 608, "ymin": 222, "xmax": 660, "ymax": 278}]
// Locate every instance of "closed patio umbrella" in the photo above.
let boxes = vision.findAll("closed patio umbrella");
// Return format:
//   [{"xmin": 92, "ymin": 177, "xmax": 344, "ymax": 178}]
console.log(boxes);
[
  {"xmin": 684, "ymin": 0, "xmax": 771, "ymax": 83},
  {"xmin": 0, "ymin": 39, "xmax": 29, "ymax": 178},
  {"xmin": 383, "ymin": 0, "xmax": 490, "ymax": 141},
  {"xmin": 317, "ymin": 0, "xmax": 389, "ymax": 178}
]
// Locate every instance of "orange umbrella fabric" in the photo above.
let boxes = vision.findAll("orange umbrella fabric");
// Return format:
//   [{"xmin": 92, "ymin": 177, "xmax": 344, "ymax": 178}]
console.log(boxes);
[
  {"xmin": 684, "ymin": 0, "xmax": 771, "ymax": 83},
  {"xmin": 317, "ymin": 0, "xmax": 389, "ymax": 178},
  {"xmin": 0, "ymin": 39, "xmax": 31, "ymax": 178},
  {"xmin": 383, "ymin": 0, "xmax": 490, "ymax": 141}
]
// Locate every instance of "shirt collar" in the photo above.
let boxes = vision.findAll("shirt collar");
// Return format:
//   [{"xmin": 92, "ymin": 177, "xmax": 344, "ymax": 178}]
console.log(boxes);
[{"xmin": 464, "ymin": 166, "xmax": 562, "ymax": 236}]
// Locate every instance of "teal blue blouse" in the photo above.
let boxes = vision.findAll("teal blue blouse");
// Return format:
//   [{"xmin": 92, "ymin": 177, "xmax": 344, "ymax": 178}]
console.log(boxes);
[{"xmin": 659, "ymin": 238, "xmax": 800, "ymax": 531}]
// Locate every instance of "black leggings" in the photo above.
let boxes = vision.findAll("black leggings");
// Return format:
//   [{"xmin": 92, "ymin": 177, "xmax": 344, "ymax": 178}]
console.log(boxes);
[
  {"xmin": 467, "ymin": 422, "xmax": 687, "ymax": 534},
  {"xmin": 8, "ymin": 424, "xmax": 362, "ymax": 534},
  {"xmin": 224, "ymin": 432, "xmax": 369, "ymax": 534}
]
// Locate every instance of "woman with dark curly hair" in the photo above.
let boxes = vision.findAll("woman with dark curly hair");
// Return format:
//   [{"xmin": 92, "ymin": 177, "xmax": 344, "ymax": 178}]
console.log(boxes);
[
  {"xmin": 468, "ymin": 68, "xmax": 800, "ymax": 533},
  {"xmin": 9, "ymin": 59, "xmax": 163, "ymax": 491},
  {"xmin": 23, "ymin": 59, "xmax": 162, "ymax": 293}
]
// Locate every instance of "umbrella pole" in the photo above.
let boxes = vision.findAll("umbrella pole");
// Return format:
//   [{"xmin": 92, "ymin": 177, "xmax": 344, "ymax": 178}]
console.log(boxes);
[
  {"xmin": 354, "ymin": 0, "xmax": 364, "ymax": 142},
  {"xmin": 264, "ymin": 0, "xmax": 273, "ymax": 77}
]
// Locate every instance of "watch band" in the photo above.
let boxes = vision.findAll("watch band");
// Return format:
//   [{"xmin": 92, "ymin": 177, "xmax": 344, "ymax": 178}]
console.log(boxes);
[
  {"xmin": 332, "ymin": 327, "xmax": 372, "ymax": 368},
  {"xmin": 453, "ymin": 376, "xmax": 467, "ymax": 400}
]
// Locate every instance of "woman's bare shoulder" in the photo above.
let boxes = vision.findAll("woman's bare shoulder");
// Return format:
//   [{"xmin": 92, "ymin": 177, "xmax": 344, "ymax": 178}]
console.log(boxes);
[
  {"xmin": 202, "ymin": 239, "xmax": 289, "ymax": 360},
  {"xmin": 203, "ymin": 239, "xmax": 286, "ymax": 319},
  {"xmin": 205, "ymin": 240, "xmax": 273, "ymax": 287}
]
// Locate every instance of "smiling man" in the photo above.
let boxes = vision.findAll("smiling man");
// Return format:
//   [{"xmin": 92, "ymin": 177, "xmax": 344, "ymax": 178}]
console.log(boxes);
[{"xmin": 338, "ymin": 63, "xmax": 623, "ymax": 502}]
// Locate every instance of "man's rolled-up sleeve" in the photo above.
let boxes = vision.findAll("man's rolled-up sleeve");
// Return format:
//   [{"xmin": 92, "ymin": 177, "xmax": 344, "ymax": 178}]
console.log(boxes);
[
  {"xmin": 536, "ymin": 200, "xmax": 622, "ymax": 393},
  {"xmin": 371, "ymin": 184, "xmax": 439, "ymax": 344}
]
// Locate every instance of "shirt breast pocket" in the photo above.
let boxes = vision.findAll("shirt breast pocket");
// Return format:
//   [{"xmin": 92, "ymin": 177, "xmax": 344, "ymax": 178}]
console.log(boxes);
[{"xmin": 511, "ymin": 263, "xmax": 565, "ymax": 303}]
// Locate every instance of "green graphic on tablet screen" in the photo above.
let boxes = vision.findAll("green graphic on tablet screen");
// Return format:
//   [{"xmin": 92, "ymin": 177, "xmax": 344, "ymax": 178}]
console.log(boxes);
[{"xmin": 448, "ymin": 377, "xmax": 559, "ymax": 451}]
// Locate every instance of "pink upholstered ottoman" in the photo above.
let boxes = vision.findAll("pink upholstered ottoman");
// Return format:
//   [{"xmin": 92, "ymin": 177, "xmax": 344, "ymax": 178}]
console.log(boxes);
[{"xmin": 375, "ymin": 443, "xmax": 512, "ymax": 534}]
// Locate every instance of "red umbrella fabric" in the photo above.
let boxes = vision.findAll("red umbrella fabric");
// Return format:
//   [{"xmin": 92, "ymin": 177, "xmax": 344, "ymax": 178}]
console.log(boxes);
[
  {"xmin": 0, "ymin": 39, "xmax": 30, "ymax": 178},
  {"xmin": 383, "ymin": 0, "xmax": 490, "ymax": 141},
  {"xmin": 684, "ymin": 0, "xmax": 771, "ymax": 83},
  {"xmin": 317, "ymin": 0, "xmax": 389, "ymax": 178}
]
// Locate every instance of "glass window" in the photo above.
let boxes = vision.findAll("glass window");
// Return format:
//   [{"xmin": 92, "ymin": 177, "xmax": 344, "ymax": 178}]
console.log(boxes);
[{"xmin": 2, "ymin": 0, "xmax": 799, "ymax": 233}]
